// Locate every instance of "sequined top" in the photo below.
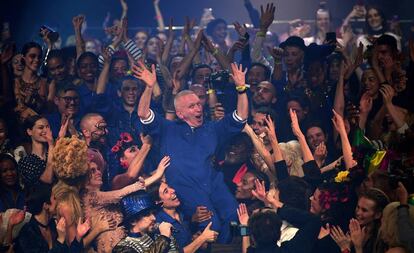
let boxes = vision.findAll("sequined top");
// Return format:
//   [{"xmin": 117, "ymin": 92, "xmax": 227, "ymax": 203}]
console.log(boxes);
[{"xmin": 18, "ymin": 153, "xmax": 47, "ymax": 189}]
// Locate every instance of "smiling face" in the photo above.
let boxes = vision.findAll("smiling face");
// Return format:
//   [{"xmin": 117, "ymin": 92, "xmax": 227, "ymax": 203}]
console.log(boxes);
[
  {"xmin": 120, "ymin": 145, "xmax": 139, "ymax": 168},
  {"xmin": 47, "ymin": 56, "xmax": 67, "ymax": 81},
  {"xmin": 133, "ymin": 212, "xmax": 157, "ymax": 234},
  {"xmin": 316, "ymin": 11, "xmax": 330, "ymax": 33},
  {"xmin": 111, "ymin": 59, "xmax": 128, "ymax": 79},
  {"xmin": 23, "ymin": 47, "xmax": 42, "ymax": 72},
  {"xmin": 235, "ymin": 172, "xmax": 256, "ymax": 200},
  {"xmin": 55, "ymin": 89, "xmax": 80, "ymax": 116},
  {"xmin": 88, "ymin": 161, "xmax": 102, "ymax": 188},
  {"xmin": 310, "ymin": 188, "xmax": 323, "ymax": 214},
  {"xmin": 27, "ymin": 118, "xmax": 50, "ymax": 143},
  {"xmin": 306, "ymin": 126, "xmax": 327, "ymax": 151},
  {"xmin": 251, "ymin": 112, "xmax": 267, "ymax": 137},
  {"xmin": 0, "ymin": 159, "xmax": 18, "ymax": 187},
  {"xmin": 361, "ymin": 69, "xmax": 380, "ymax": 97},
  {"xmin": 175, "ymin": 93, "xmax": 203, "ymax": 128},
  {"xmin": 367, "ymin": 8, "xmax": 383, "ymax": 30},
  {"xmin": 355, "ymin": 197, "xmax": 381, "ymax": 226},
  {"xmin": 118, "ymin": 79, "xmax": 141, "ymax": 107},
  {"xmin": 135, "ymin": 31, "xmax": 148, "ymax": 49},
  {"xmin": 78, "ymin": 56, "xmax": 98, "ymax": 83},
  {"xmin": 158, "ymin": 182, "xmax": 180, "ymax": 209},
  {"xmin": 12, "ymin": 54, "xmax": 24, "ymax": 76}
]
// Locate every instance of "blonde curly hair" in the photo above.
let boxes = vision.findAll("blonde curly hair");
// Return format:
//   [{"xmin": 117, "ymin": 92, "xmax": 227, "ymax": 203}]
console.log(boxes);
[
  {"xmin": 278, "ymin": 140, "xmax": 304, "ymax": 177},
  {"xmin": 51, "ymin": 136, "xmax": 89, "ymax": 185}
]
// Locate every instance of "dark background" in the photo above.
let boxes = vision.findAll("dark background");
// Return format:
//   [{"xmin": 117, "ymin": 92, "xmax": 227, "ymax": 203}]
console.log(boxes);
[{"xmin": 3, "ymin": 0, "xmax": 413, "ymax": 48}]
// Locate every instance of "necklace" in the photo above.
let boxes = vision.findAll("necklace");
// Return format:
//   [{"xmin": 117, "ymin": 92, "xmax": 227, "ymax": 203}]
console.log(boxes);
[{"xmin": 34, "ymin": 217, "xmax": 49, "ymax": 228}]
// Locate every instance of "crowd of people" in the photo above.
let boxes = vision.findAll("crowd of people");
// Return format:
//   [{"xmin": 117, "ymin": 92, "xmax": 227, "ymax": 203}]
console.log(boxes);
[{"xmin": 1, "ymin": 0, "xmax": 414, "ymax": 252}]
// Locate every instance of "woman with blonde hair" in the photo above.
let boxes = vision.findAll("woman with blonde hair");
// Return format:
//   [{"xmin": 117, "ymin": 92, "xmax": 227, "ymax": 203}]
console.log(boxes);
[
  {"xmin": 374, "ymin": 201, "xmax": 414, "ymax": 253},
  {"xmin": 278, "ymin": 140, "xmax": 304, "ymax": 177}
]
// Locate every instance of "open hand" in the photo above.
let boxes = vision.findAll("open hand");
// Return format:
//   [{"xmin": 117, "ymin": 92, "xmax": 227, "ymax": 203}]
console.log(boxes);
[
  {"xmin": 330, "ymin": 225, "xmax": 351, "ymax": 251},
  {"xmin": 331, "ymin": 109, "xmax": 346, "ymax": 134},
  {"xmin": 76, "ymin": 218, "xmax": 91, "ymax": 239},
  {"xmin": 289, "ymin": 108, "xmax": 303, "ymax": 138},
  {"xmin": 132, "ymin": 61, "xmax": 157, "ymax": 87},
  {"xmin": 72, "ymin": 15, "xmax": 85, "ymax": 31},
  {"xmin": 155, "ymin": 156, "xmax": 171, "ymax": 175},
  {"xmin": 230, "ymin": 63, "xmax": 247, "ymax": 87},
  {"xmin": 259, "ymin": 3, "xmax": 276, "ymax": 31},
  {"xmin": 349, "ymin": 218, "xmax": 367, "ymax": 250},
  {"xmin": 237, "ymin": 203, "xmax": 249, "ymax": 226}
]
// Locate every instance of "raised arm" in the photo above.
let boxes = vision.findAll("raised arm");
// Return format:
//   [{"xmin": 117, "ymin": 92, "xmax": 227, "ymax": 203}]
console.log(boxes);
[
  {"xmin": 134, "ymin": 61, "xmax": 157, "ymax": 119},
  {"xmin": 332, "ymin": 109, "xmax": 354, "ymax": 170},
  {"xmin": 203, "ymin": 33, "xmax": 231, "ymax": 71},
  {"xmin": 243, "ymin": 123, "xmax": 275, "ymax": 176},
  {"xmin": 153, "ymin": 0, "xmax": 165, "ymax": 32},
  {"xmin": 144, "ymin": 156, "xmax": 170, "ymax": 186},
  {"xmin": 381, "ymin": 85, "xmax": 407, "ymax": 131},
  {"xmin": 289, "ymin": 108, "xmax": 314, "ymax": 163},
  {"xmin": 111, "ymin": 134, "xmax": 152, "ymax": 190},
  {"xmin": 231, "ymin": 63, "xmax": 249, "ymax": 120},
  {"xmin": 161, "ymin": 19, "xmax": 174, "ymax": 65},
  {"xmin": 264, "ymin": 115, "xmax": 283, "ymax": 162},
  {"xmin": 251, "ymin": 3, "xmax": 275, "ymax": 66},
  {"xmin": 175, "ymin": 29, "xmax": 203, "ymax": 80},
  {"xmin": 72, "ymin": 15, "xmax": 86, "ymax": 60},
  {"xmin": 96, "ymin": 180, "xmax": 146, "ymax": 205},
  {"xmin": 96, "ymin": 48, "xmax": 111, "ymax": 94}
]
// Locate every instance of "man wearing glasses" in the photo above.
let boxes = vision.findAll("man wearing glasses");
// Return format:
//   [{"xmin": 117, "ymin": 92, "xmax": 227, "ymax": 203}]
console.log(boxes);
[{"xmin": 46, "ymin": 85, "xmax": 81, "ymax": 138}]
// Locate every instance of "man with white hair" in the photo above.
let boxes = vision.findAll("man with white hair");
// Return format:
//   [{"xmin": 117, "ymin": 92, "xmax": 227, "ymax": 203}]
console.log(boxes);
[{"xmin": 134, "ymin": 61, "xmax": 249, "ymax": 243}]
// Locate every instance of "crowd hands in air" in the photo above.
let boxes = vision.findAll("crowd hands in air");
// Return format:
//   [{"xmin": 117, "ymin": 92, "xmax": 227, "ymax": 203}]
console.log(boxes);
[{"xmin": 1, "ymin": 0, "xmax": 414, "ymax": 252}]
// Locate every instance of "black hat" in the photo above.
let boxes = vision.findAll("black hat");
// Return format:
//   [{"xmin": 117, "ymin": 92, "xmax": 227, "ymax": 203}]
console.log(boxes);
[
  {"xmin": 304, "ymin": 43, "xmax": 335, "ymax": 67},
  {"xmin": 121, "ymin": 190, "xmax": 158, "ymax": 223},
  {"xmin": 279, "ymin": 36, "xmax": 307, "ymax": 51}
]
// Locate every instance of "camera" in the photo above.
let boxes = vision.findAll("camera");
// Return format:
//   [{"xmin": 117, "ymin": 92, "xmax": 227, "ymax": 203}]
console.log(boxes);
[
  {"xmin": 205, "ymin": 70, "xmax": 230, "ymax": 89},
  {"xmin": 39, "ymin": 25, "xmax": 59, "ymax": 43}
]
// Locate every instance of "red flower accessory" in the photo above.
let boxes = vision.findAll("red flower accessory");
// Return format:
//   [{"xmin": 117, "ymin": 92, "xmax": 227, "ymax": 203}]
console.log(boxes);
[
  {"xmin": 120, "ymin": 133, "xmax": 133, "ymax": 143},
  {"xmin": 319, "ymin": 187, "xmax": 350, "ymax": 211},
  {"xmin": 111, "ymin": 132, "xmax": 135, "ymax": 155},
  {"xmin": 111, "ymin": 145, "xmax": 120, "ymax": 153}
]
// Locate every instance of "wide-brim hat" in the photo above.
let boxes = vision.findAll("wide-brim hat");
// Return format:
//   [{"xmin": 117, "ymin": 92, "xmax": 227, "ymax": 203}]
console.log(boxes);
[
  {"xmin": 121, "ymin": 190, "xmax": 160, "ymax": 223},
  {"xmin": 279, "ymin": 36, "xmax": 307, "ymax": 51}
]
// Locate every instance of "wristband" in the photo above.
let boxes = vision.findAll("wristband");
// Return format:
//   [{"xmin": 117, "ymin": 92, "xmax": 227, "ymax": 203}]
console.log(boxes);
[
  {"xmin": 274, "ymin": 58, "xmax": 282, "ymax": 65},
  {"xmin": 207, "ymin": 89, "xmax": 215, "ymax": 94},
  {"xmin": 237, "ymin": 89, "xmax": 247, "ymax": 94},
  {"xmin": 256, "ymin": 31, "xmax": 266, "ymax": 37},
  {"xmin": 379, "ymin": 81, "xmax": 389, "ymax": 86},
  {"xmin": 235, "ymin": 85, "xmax": 247, "ymax": 92},
  {"xmin": 240, "ymin": 226, "xmax": 249, "ymax": 236},
  {"xmin": 212, "ymin": 48, "xmax": 219, "ymax": 56}
]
